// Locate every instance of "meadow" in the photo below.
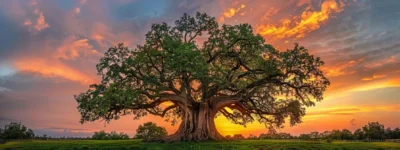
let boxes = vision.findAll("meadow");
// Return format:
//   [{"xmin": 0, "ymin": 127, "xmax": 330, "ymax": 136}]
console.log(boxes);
[{"xmin": 1, "ymin": 139, "xmax": 400, "ymax": 150}]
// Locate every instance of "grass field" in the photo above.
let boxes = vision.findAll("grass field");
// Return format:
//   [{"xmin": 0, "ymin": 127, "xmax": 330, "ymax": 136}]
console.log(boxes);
[{"xmin": 1, "ymin": 139, "xmax": 400, "ymax": 150}]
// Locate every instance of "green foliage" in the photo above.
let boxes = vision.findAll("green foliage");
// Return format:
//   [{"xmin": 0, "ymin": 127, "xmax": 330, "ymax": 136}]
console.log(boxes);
[
  {"xmin": 385, "ymin": 127, "xmax": 400, "ymax": 139},
  {"xmin": 92, "ymin": 130, "xmax": 130, "ymax": 140},
  {"xmin": 134, "ymin": 122, "xmax": 167, "ymax": 140},
  {"xmin": 362, "ymin": 122, "xmax": 386, "ymax": 140},
  {"xmin": 353, "ymin": 128, "xmax": 365, "ymax": 140},
  {"xmin": 0, "ymin": 122, "xmax": 34, "ymax": 140},
  {"xmin": 309, "ymin": 131, "xmax": 319, "ymax": 139},
  {"xmin": 75, "ymin": 12, "xmax": 330, "ymax": 131},
  {"xmin": 341, "ymin": 129, "xmax": 353, "ymax": 140}
]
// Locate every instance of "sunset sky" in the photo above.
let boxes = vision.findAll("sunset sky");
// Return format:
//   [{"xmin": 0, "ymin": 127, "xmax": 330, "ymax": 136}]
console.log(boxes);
[{"xmin": 0, "ymin": 0, "xmax": 399, "ymax": 138}]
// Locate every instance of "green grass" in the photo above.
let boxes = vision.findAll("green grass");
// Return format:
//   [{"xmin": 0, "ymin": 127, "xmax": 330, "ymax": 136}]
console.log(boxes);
[{"xmin": 0, "ymin": 139, "xmax": 399, "ymax": 150}]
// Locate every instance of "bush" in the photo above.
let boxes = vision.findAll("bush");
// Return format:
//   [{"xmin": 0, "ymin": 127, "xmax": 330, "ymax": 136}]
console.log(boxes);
[
  {"xmin": 134, "ymin": 122, "xmax": 167, "ymax": 140},
  {"xmin": 0, "ymin": 122, "xmax": 35, "ymax": 140}
]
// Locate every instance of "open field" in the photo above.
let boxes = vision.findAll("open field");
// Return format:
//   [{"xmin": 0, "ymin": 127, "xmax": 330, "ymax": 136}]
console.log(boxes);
[{"xmin": 1, "ymin": 140, "xmax": 400, "ymax": 150}]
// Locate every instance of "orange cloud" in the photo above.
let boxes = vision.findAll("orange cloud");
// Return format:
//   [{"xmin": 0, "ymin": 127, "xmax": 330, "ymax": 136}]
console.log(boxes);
[
  {"xmin": 256, "ymin": 0, "xmax": 345, "ymax": 41},
  {"xmin": 75, "ymin": 7, "xmax": 81, "ymax": 14},
  {"xmin": 361, "ymin": 74, "xmax": 386, "ymax": 81},
  {"xmin": 309, "ymin": 105, "xmax": 400, "ymax": 115},
  {"xmin": 13, "ymin": 58, "xmax": 95, "ymax": 84},
  {"xmin": 34, "ymin": 10, "xmax": 49, "ymax": 31},
  {"xmin": 324, "ymin": 59, "xmax": 361, "ymax": 77},
  {"xmin": 91, "ymin": 23, "xmax": 137, "ymax": 48},
  {"xmin": 73, "ymin": 0, "xmax": 87, "ymax": 15},
  {"xmin": 297, "ymin": 0, "xmax": 312, "ymax": 6},
  {"xmin": 56, "ymin": 36, "xmax": 101, "ymax": 60},
  {"xmin": 306, "ymin": 105, "xmax": 400, "ymax": 118},
  {"xmin": 218, "ymin": 4, "xmax": 246, "ymax": 22},
  {"xmin": 23, "ymin": 8, "xmax": 49, "ymax": 32},
  {"xmin": 364, "ymin": 56, "xmax": 397, "ymax": 68},
  {"xmin": 261, "ymin": 7, "xmax": 279, "ymax": 21},
  {"xmin": 23, "ymin": 19, "xmax": 32, "ymax": 26},
  {"xmin": 351, "ymin": 77, "xmax": 400, "ymax": 91},
  {"xmin": 11, "ymin": 36, "xmax": 99, "ymax": 84}
]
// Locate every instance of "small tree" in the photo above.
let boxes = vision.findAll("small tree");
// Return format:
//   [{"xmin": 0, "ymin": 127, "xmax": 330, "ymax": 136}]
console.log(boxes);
[
  {"xmin": 279, "ymin": 133, "xmax": 292, "ymax": 139},
  {"xmin": 341, "ymin": 129, "xmax": 353, "ymax": 140},
  {"xmin": 309, "ymin": 131, "xmax": 319, "ymax": 139},
  {"xmin": 109, "ymin": 131, "xmax": 130, "ymax": 140},
  {"xmin": 225, "ymin": 135, "xmax": 232, "ymax": 140},
  {"xmin": 393, "ymin": 128, "xmax": 400, "ymax": 139},
  {"xmin": 353, "ymin": 129, "xmax": 364, "ymax": 140},
  {"xmin": 247, "ymin": 134, "xmax": 258, "ymax": 140},
  {"xmin": 363, "ymin": 122, "xmax": 385, "ymax": 140},
  {"xmin": 43, "ymin": 134, "xmax": 48, "ymax": 140},
  {"xmin": 330, "ymin": 130, "xmax": 342, "ymax": 140},
  {"xmin": 135, "ymin": 122, "xmax": 167, "ymax": 140},
  {"xmin": 92, "ymin": 130, "xmax": 109, "ymax": 140},
  {"xmin": 385, "ymin": 127, "xmax": 393, "ymax": 139},
  {"xmin": 119, "ymin": 132, "xmax": 130, "ymax": 139},
  {"xmin": 320, "ymin": 131, "xmax": 332, "ymax": 139},
  {"xmin": 233, "ymin": 134, "xmax": 245, "ymax": 140},
  {"xmin": 0, "ymin": 122, "xmax": 35, "ymax": 140}
]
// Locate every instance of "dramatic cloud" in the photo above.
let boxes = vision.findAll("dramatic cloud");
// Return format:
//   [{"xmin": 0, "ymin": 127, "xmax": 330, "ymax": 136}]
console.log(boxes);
[
  {"xmin": 257, "ymin": 0, "xmax": 345, "ymax": 41},
  {"xmin": 13, "ymin": 59, "xmax": 96, "ymax": 85},
  {"xmin": 219, "ymin": 3, "xmax": 246, "ymax": 22},
  {"xmin": 307, "ymin": 105, "xmax": 400, "ymax": 117},
  {"xmin": 55, "ymin": 36, "xmax": 101, "ymax": 60},
  {"xmin": 21, "ymin": 4, "xmax": 50, "ymax": 33},
  {"xmin": 323, "ymin": 59, "xmax": 361, "ymax": 77},
  {"xmin": 0, "ymin": 0, "xmax": 399, "ymax": 137}
]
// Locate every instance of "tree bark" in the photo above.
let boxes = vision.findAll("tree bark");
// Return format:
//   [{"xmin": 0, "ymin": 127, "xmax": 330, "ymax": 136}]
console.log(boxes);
[{"xmin": 147, "ymin": 102, "xmax": 225, "ymax": 142}]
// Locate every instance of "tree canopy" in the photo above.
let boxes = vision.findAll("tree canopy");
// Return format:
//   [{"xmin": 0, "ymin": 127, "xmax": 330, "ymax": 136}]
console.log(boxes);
[
  {"xmin": 363, "ymin": 122, "xmax": 386, "ymax": 140},
  {"xmin": 75, "ymin": 12, "xmax": 330, "ymax": 141}
]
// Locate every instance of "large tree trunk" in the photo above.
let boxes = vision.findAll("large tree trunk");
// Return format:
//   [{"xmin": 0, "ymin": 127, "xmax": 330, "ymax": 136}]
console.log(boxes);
[{"xmin": 148, "ymin": 102, "xmax": 225, "ymax": 142}]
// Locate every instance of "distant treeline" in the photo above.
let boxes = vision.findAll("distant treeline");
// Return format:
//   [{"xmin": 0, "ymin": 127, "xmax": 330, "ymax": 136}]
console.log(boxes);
[
  {"xmin": 234, "ymin": 122, "xmax": 400, "ymax": 141},
  {"xmin": 91, "ymin": 130, "xmax": 130, "ymax": 140},
  {"xmin": 1, "ymin": 121, "xmax": 400, "ymax": 142},
  {"xmin": 0, "ymin": 122, "xmax": 34, "ymax": 140}
]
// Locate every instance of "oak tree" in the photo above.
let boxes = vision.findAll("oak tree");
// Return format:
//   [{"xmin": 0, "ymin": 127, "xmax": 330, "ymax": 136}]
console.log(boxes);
[{"xmin": 75, "ymin": 12, "xmax": 330, "ymax": 142}]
